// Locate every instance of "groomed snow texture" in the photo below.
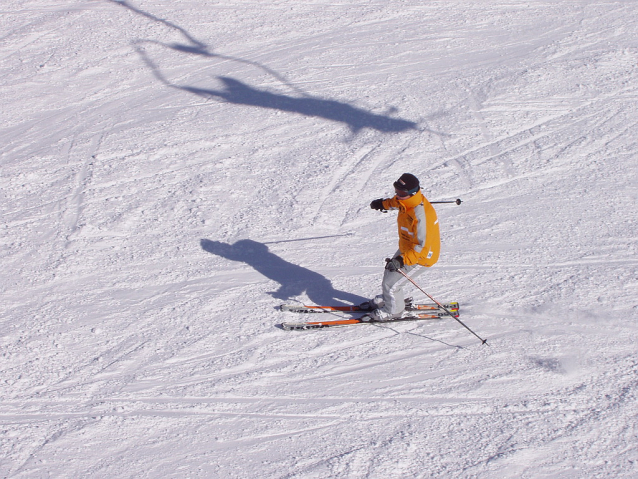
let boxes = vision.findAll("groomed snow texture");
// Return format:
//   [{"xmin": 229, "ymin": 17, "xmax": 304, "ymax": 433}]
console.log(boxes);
[{"xmin": 1, "ymin": 1, "xmax": 637, "ymax": 477}]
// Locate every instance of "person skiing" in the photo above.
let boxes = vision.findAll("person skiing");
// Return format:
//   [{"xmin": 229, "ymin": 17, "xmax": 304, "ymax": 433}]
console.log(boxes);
[{"xmin": 362, "ymin": 173, "xmax": 441, "ymax": 321}]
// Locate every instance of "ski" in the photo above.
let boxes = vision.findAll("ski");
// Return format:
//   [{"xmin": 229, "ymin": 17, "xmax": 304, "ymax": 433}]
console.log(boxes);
[
  {"xmin": 280, "ymin": 301, "xmax": 459, "ymax": 314},
  {"xmin": 281, "ymin": 310, "xmax": 457, "ymax": 331}
]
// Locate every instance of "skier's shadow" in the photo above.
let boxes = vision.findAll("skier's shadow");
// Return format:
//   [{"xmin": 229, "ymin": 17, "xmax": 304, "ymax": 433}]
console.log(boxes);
[{"xmin": 201, "ymin": 239, "xmax": 365, "ymax": 306}]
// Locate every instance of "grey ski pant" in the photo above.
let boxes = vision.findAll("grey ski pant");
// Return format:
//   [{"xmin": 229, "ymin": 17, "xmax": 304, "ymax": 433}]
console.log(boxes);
[{"xmin": 381, "ymin": 251, "xmax": 426, "ymax": 315}]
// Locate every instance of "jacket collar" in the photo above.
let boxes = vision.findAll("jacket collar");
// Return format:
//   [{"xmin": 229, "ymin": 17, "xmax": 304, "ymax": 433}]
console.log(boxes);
[{"xmin": 398, "ymin": 190, "xmax": 424, "ymax": 209}]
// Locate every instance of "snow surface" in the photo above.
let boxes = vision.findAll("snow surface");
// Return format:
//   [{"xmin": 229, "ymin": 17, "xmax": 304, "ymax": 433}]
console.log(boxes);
[{"xmin": 2, "ymin": 1, "xmax": 638, "ymax": 477}]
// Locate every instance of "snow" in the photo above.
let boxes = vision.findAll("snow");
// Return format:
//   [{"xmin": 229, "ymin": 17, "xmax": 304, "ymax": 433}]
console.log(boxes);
[{"xmin": 1, "ymin": 0, "xmax": 637, "ymax": 477}]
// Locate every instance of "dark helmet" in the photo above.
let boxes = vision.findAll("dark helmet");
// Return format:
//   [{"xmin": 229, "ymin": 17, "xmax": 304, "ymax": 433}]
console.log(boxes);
[{"xmin": 393, "ymin": 173, "xmax": 420, "ymax": 197}]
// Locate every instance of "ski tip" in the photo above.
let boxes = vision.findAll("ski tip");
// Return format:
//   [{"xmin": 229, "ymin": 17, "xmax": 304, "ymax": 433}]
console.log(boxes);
[
  {"xmin": 280, "ymin": 323, "xmax": 307, "ymax": 331},
  {"xmin": 280, "ymin": 304, "xmax": 307, "ymax": 313}
]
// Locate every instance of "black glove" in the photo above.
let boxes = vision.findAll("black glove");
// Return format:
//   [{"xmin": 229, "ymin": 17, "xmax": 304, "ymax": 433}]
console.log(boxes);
[
  {"xmin": 370, "ymin": 199, "xmax": 386, "ymax": 211},
  {"xmin": 385, "ymin": 256, "xmax": 404, "ymax": 272}
]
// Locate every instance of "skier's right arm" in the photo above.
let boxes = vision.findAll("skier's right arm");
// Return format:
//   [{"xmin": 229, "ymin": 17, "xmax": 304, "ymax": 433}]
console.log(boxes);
[
  {"xmin": 371, "ymin": 197, "xmax": 401, "ymax": 211},
  {"xmin": 370, "ymin": 198, "xmax": 386, "ymax": 211}
]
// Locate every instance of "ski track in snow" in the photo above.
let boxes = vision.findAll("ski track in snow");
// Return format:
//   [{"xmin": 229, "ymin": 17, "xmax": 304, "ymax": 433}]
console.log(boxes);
[{"xmin": 1, "ymin": 1, "xmax": 638, "ymax": 478}]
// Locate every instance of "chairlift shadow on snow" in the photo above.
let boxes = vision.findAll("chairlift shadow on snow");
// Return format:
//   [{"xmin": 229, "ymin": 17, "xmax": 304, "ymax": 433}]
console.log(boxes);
[
  {"xmin": 136, "ymin": 46, "xmax": 418, "ymax": 134},
  {"xmin": 200, "ymin": 239, "xmax": 366, "ymax": 306},
  {"xmin": 111, "ymin": 0, "xmax": 419, "ymax": 134},
  {"xmin": 180, "ymin": 77, "xmax": 419, "ymax": 134}
]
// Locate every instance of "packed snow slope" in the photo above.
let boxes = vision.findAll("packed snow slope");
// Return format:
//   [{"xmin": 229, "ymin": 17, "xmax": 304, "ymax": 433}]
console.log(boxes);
[{"xmin": 2, "ymin": 1, "xmax": 638, "ymax": 477}]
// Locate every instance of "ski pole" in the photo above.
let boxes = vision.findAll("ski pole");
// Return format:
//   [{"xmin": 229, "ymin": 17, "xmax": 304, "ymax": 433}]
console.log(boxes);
[
  {"xmin": 397, "ymin": 269, "xmax": 488, "ymax": 345},
  {"xmin": 382, "ymin": 198, "xmax": 462, "ymax": 213}
]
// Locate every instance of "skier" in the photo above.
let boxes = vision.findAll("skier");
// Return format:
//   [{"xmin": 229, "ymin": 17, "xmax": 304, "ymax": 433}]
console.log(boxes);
[{"xmin": 362, "ymin": 173, "xmax": 440, "ymax": 321}]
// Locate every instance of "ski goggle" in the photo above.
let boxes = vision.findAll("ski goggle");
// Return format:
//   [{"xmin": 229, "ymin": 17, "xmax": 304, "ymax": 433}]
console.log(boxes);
[
  {"xmin": 393, "ymin": 180, "xmax": 419, "ymax": 199},
  {"xmin": 394, "ymin": 188, "xmax": 411, "ymax": 199},
  {"xmin": 394, "ymin": 187, "xmax": 419, "ymax": 199}
]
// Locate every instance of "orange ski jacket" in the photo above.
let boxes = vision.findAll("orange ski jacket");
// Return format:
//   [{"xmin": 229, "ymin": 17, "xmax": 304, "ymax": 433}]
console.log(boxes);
[{"xmin": 382, "ymin": 191, "xmax": 440, "ymax": 267}]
